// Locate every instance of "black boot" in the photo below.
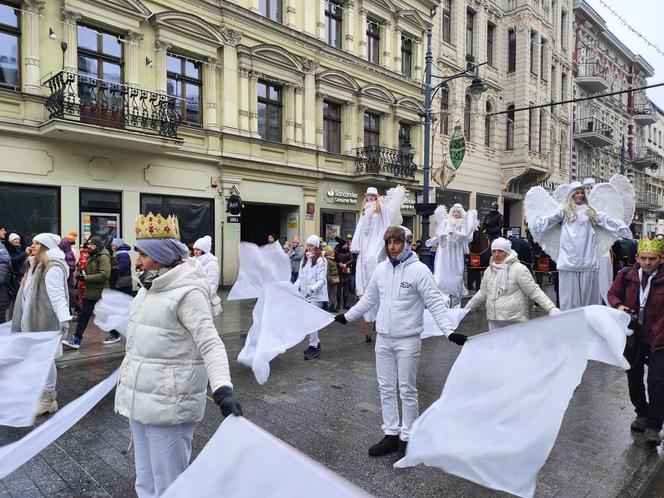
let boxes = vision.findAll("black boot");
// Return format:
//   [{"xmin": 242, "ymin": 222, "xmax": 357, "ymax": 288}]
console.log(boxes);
[
  {"xmin": 396, "ymin": 440, "xmax": 408, "ymax": 459},
  {"xmin": 368, "ymin": 435, "xmax": 400, "ymax": 456}
]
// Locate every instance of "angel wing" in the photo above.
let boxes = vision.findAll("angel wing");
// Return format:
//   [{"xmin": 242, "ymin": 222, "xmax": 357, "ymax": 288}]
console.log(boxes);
[
  {"xmin": 524, "ymin": 186, "xmax": 562, "ymax": 262},
  {"xmin": 589, "ymin": 183, "xmax": 626, "ymax": 255},
  {"xmin": 433, "ymin": 205, "xmax": 447, "ymax": 238},
  {"xmin": 552, "ymin": 184, "xmax": 569, "ymax": 205},
  {"xmin": 609, "ymin": 174, "xmax": 635, "ymax": 226},
  {"xmin": 382, "ymin": 185, "xmax": 406, "ymax": 226},
  {"xmin": 465, "ymin": 209, "xmax": 479, "ymax": 235}
]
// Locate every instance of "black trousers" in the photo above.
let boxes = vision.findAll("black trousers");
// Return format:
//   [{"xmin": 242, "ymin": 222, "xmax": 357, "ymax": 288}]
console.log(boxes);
[
  {"xmin": 624, "ymin": 342, "xmax": 664, "ymax": 431},
  {"xmin": 74, "ymin": 298, "xmax": 98, "ymax": 339}
]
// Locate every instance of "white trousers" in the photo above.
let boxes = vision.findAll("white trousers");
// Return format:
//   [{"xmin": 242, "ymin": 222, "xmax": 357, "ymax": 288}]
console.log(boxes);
[
  {"xmin": 375, "ymin": 334, "xmax": 421, "ymax": 441},
  {"xmin": 131, "ymin": 420, "xmax": 196, "ymax": 498},
  {"xmin": 488, "ymin": 320, "xmax": 520, "ymax": 331},
  {"xmin": 308, "ymin": 302, "xmax": 322, "ymax": 346},
  {"xmin": 558, "ymin": 270, "xmax": 600, "ymax": 311},
  {"xmin": 45, "ymin": 363, "xmax": 57, "ymax": 392}
]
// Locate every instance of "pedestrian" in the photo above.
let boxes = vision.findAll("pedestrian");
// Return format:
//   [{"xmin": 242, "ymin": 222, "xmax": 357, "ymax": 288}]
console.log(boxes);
[
  {"xmin": 0, "ymin": 240, "xmax": 10, "ymax": 323},
  {"xmin": 334, "ymin": 237, "xmax": 352, "ymax": 310},
  {"xmin": 335, "ymin": 226, "xmax": 465, "ymax": 458},
  {"xmin": 5, "ymin": 232, "xmax": 27, "ymax": 317},
  {"xmin": 608, "ymin": 236, "xmax": 664, "ymax": 447},
  {"xmin": 110, "ymin": 238, "xmax": 133, "ymax": 295},
  {"xmin": 193, "ymin": 235, "xmax": 222, "ymax": 316},
  {"xmin": 283, "ymin": 240, "xmax": 291, "ymax": 253},
  {"xmin": 508, "ymin": 234, "xmax": 533, "ymax": 269},
  {"xmin": 467, "ymin": 230, "xmax": 490, "ymax": 292},
  {"xmin": 481, "ymin": 201, "xmax": 503, "ymax": 241},
  {"xmin": 294, "ymin": 235, "xmax": 328, "ymax": 360},
  {"xmin": 63, "ymin": 232, "xmax": 80, "ymax": 264},
  {"xmin": 346, "ymin": 234, "xmax": 357, "ymax": 296},
  {"xmin": 11, "ymin": 233, "xmax": 70, "ymax": 415},
  {"xmin": 325, "ymin": 246, "xmax": 339, "ymax": 312},
  {"xmin": 114, "ymin": 212, "xmax": 242, "ymax": 497},
  {"xmin": 530, "ymin": 182, "xmax": 631, "ymax": 310},
  {"xmin": 463, "ymin": 237, "xmax": 560, "ymax": 330},
  {"xmin": 58, "ymin": 235, "xmax": 77, "ymax": 283},
  {"xmin": 63, "ymin": 236, "xmax": 111, "ymax": 349},
  {"xmin": 267, "ymin": 233, "xmax": 277, "ymax": 244},
  {"xmin": 287, "ymin": 235, "xmax": 304, "ymax": 283}
]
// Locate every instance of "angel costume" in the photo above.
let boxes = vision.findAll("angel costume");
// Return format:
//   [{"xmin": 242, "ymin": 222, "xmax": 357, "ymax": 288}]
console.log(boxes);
[
  {"xmin": 526, "ymin": 178, "xmax": 633, "ymax": 311},
  {"xmin": 350, "ymin": 186, "xmax": 405, "ymax": 321},
  {"xmin": 426, "ymin": 204, "xmax": 478, "ymax": 308}
]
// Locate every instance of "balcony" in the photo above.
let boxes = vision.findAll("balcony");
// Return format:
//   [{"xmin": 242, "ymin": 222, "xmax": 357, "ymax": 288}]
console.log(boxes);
[
  {"xmin": 573, "ymin": 117, "xmax": 615, "ymax": 147},
  {"xmin": 635, "ymin": 192, "xmax": 661, "ymax": 211},
  {"xmin": 631, "ymin": 145, "xmax": 663, "ymax": 170},
  {"xmin": 575, "ymin": 62, "xmax": 609, "ymax": 93},
  {"xmin": 632, "ymin": 104, "xmax": 658, "ymax": 126},
  {"xmin": 354, "ymin": 145, "xmax": 416, "ymax": 179},
  {"xmin": 44, "ymin": 71, "xmax": 182, "ymax": 139}
]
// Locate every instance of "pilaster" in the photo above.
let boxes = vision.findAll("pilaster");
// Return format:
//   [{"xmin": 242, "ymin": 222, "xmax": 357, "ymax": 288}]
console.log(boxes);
[
  {"xmin": 222, "ymin": 44, "xmax": 239, "ymax": 133},
  {"xmin": 154, "ymin": 40, "xmax": 171, "ymax": 94},
  {"xmin": 238, "ymin": 66, "xmax": 250, "ymax": 135},
  {"xmin": 248, "ymin": 71, "xmax": 260, "ymax": 138},
  {"xmin": 284, "ymin": 83, "xmax": 296, "ymax": 144},
  {"xmin": 21, "ymin": 0, "xmax": 44, "ymax": 95},
  {"xmin": 343, "ymin": 101, "xmax": 355, "ymax": 154},
  {"xmin": 203, "ymin": 57, "xmax": 219, "ymax": 130},
  {"xmin": 125, "ymin": 31, "xmax": 143, "ymax": 87},
  {"xmin": 61, "ymin": 8, "xmax": 81, "ymax": 74}
]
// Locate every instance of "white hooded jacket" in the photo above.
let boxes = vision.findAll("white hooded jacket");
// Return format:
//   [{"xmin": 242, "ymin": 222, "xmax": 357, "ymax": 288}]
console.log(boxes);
[
  {"xmin": 345, "ymin": 252, "xmax": 454, "ymax": 338},
  {"xmin": 293, "ymin": 253, "xmax": 328, "ymax": 303},
  {"xmin": 195, "ymin": 251, "xmax": 222, "ymax": 316}
]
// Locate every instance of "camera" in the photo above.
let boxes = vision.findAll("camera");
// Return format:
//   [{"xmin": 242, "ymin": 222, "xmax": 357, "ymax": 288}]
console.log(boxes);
[
  {"xmin": 627, "ymin": 312, "xmax": 641, "ymax": 333},
  {"xmin": 77, "ymin": 269, "xmax": 86, "ymax": 278}
]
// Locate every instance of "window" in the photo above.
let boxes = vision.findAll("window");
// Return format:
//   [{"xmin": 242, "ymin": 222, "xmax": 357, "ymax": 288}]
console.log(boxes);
[
  {"xmin": 0, "ymin": 183, "xmax": 60, "ymax": 241},
  {"xmin": 530, "ymin": 30, "xmax": 537, "ymax": 75},
  {"xmin": 539, "ymin": 109, "xmax": 545, "ymax": 153},
  {"xmin": 484, "ymin": 102, "xmax": 492, "ymax": 147},
  {"xmin": 364, "ymin": 111, "xmax": 380, "ymax": 146},
  {"xmin": 367, "ymin": 21, "xmax": 380, "ymax": 64},
  {"xmin": 141, "ymin": 193, "xmax": 214, "ymax": 247},
  {"xmin": 323, "ymin": 100, "xmax": 341, "ymax": 153},
  {"xmin": 259, "ymin": 0, "xmax": 282, "ymax": 23},
  {"xmin": 166, "ymin": 54, "xmax": 202, "ymax": 126},
  {"xmin": 561, "ymin": 72, "xmax": 567, "ymax": 102},
  {"xmin": 466, "ymin": 10, "xmax": 475, "ymax": 60},
  {"xmin": 401, "ymin": 37, "xmax": 412, "ymax": 77},
  {"xmin": 550, "ymin": 65, "xmax": 556, "ymax": 102},
  {"xmin": 0, "ymin": 2, "xmax": 19, "ymax": 88},
  {"xmin": 560, "ymin": 10, "xmax": 567, "ymax": 49},
  {"xmin": 540, "ymin": 39, "xmax": 548, "ymax": 81},
  {"xmin": 508, "ymin": 29, "xmax": 516, "ymax": 73},
  {"xmin": 506, "ymin": 104, "xmax": 515, "ymax": 150},
  {"xmin": 325, "ymin": 1, "xmax": 342, "ymax": 49},
  {"xmin": 440, "ymin": 87, "xmax": 449, "ymax": 135},
  {"xmin": 464, "ymin": 94, "xmax": 471, "ymax": 141},
  {"xmin": 442, "ymin": 0, "xmax": 452, "ymax": 43},
  {"xmin": 398, "ymin": 122, "xmax": 411, "ymax": 148},
  {"xmin": 486, "ymin": 23, "xmax": 495, "ymax": 67},
  {"xmin": 257, "ymin": 80, "xmax": 282, "ymax": 142},
  {"xmin": 528, "ymin": 105, "xmax": 535, "ymax": 151}
]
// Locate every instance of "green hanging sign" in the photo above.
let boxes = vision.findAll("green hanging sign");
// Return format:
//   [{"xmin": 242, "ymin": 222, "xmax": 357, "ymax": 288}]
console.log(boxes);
[{"xmin": 449, "ymin": 125, "xmax": 466, "ymax": 170}]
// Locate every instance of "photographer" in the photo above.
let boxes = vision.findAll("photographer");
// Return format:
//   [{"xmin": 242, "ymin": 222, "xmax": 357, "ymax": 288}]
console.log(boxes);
[{"xmin": 608, "ymin": 237, "xmax": 664, "ymax": 447}]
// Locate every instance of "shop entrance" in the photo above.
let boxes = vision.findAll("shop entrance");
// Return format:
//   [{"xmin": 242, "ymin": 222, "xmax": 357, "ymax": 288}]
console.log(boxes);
[{"xmin": 241, "ymin": 203, "xmax": 299, "ymax": 245}]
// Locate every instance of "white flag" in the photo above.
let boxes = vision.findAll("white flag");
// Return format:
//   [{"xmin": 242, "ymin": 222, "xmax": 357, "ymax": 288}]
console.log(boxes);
[
  {"xmin": 395, "ymin": 306, "xmax": 630, "ymax": 498},
  {"xmin": 421, "ymin": 308, "xmax": 469, "ymax": 339},
  {"xmin": 228, "ymin": 241, "xmax": 290, "ymax": 301},
  {"xmin": 0, "ymin": 331, "xmax": 61, "ymax": 427},
  {"xmin": 93, "ymin": 288, "xmax": 133, "ymax": 336},
  {"xmin": 162, "ymin": 416, "xmax": 371, "ymax": 498}
]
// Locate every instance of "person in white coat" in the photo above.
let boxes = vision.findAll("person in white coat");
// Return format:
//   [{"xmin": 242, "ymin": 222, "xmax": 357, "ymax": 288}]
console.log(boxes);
[
  {"xmin": 335, "ymin": 226, "xmax": 466, "ymax": 459},
  {"xmin": 193, "ymin": 235, "xmax": 222, "ymax": 316},
  {"xmin": 464, "ymin": 237, "xmax": 560, "ymax": 330},
  {"xmin": 11, "ymin": 233, "xmax": 71, "ymax": 416},
  {"xmin": 114, "ymin": 213, "xmax": 241, "ymax": 498},
  {"xmin": 294, "ymin": 234, "xmax": 328, "ymax": 360}
]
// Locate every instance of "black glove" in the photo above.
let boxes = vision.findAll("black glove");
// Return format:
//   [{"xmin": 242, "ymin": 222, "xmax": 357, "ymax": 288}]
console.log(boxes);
[
  {"xmin": 76, "ymin": 274, "xmax": 86, "ymax": 282},
  {"xmin": 334, "ymin": 313, "xmax": 348, "ymax": 325},
  {"xmin": 212, "ymin": 386, "xmax": 243, "ymax": 417},
  {"xmin": 448, "ymin": 333, "xmax": 467, "ymax": 346}
]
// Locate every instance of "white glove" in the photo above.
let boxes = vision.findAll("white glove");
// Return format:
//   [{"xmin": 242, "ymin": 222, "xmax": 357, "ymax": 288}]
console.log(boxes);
[
  {"xmin": 425, "ymin": 237, "xmax": 438, "ymax": 248},
  {"xmin": 549, "ymin": 308, "xmax": 561, "ymax": 316},
  {"xmin": 59, "ymin": 321, "xmax": 70, "ymax": 337}
]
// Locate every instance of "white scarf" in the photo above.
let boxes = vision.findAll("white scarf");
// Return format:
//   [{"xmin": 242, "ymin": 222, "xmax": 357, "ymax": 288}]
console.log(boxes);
[{"xmin": 491, "ymin": 261, "xmax": 509, "ymax": 295}]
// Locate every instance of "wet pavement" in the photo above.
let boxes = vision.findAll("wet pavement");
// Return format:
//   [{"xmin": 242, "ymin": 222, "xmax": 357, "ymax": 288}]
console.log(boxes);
[{"xmin": 2, "ymin": 289, "xmax": 663, "ymax": 498}]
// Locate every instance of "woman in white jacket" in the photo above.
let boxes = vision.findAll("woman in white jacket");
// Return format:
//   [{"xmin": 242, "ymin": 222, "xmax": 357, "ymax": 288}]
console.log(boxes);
[
  {"xmin": 464, "ymin": 237, "xmax": 559, "ymax": 330},
  {"xmin": 11, "ymin": 233, "xmax": 71, "ymax": 416},
  {"xmin": 294, "ymin": 234, "xmax": 328, "ymax": 360},
  {"xmin": 193, "ymin": 235, "xmax": 222, "ymax": 316}
]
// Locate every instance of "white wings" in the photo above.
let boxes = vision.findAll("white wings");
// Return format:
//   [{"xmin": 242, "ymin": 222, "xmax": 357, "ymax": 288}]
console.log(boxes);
[
  {"xmin": 524, "ymin": 186, "xmax": 563, "ymax": 261},
  {"xmin": 433, "ymin": 205, "xmax": 448, "ymax": 238},
  {"xmin": 552, "ymin": 184, "xmax": 569, "ymax": 205},
  {"xmin": 466, "ymin": 209, "xmax": 479, "ymax": 235},
  {"xmin": 608, "ymin": 174, "xmax": 635, "ymax": 226},
  {"xmin": 383, "ymin": 185, "xmax": 406, "ymax": 226},
  {"xmin": 588, "ymin": 183, "xmax": 626, "ymax": 256}
]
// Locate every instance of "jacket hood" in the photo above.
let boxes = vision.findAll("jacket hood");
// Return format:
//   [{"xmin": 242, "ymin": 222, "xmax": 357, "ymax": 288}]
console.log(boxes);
[
  {"xmin": 59, "ymin": 239, "xmax": 72, "ymax": 251},
  {"xmin": 115, "ymin": 243, "xmax": 131, "ymax": 252},
  {"xmin": 46, "ymin": 247, "xmax": 66, "ymax": 261},
  {"xmin": 149, "ymin": 258, "xmax": 208, "ymax": 294}
]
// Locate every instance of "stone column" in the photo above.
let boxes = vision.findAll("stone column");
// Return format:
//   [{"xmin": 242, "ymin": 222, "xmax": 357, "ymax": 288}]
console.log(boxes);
[
  {"xmin": 413, "ymin": 38, "xmax": 422, "ymax": 81},
  {"xmin": 203, "ymin": 57, "xmax": 219, "ymax": 130},
  {"xmin": 357, "ymin": 104, "xmax": 367, "ymax": 148},
  {"xmin": 381, "ymin": 111, "xmax": 393, "ymax": 148},
  {"xmin": 125, "ymin": 31, "xmax": 143, "ymax": 87},
  {"xmin": 222, "ymin": 44, "xmax": 239, "ymax": 133},
  {"xmin": 294, "ymin": 85, "xmax": 304, "ymax": 144},
  {"xmin": 154, "ymin": 40, "xmax": 171, "ymax": 94},
  {"xmin": 342, "ymin": 1, "xmax": 355, "ymax": 54},
  {"xmin": 358, "ymin": 8, "xmax": 368, "ymax": 59},
  {"xmin": 248, "ymin": 71, "xmax": 260, "ymax": 138},
  {"xmin": 391, "ymin": 109, "xmax": 400, "ymax": 149},
  {"xmin": 343, "ymin": 101, "xmax": 355, "ymax": 154},
  {"xmin": 380, "ymin": 22, "xmax": 391, "ymax": 69},
  {"xmin": 238, "ymin": 66, "xmax": 250, "ymax": 135},
  {"xmin": 302, "ymin": 59, "xmax": 318, "ymax": 148},
  {"xmin": 61, "ymin": 8, "xmax": 81, "ymax": 74},
  {"xmin": 316, "ymin": 2, "xmax": 325, "ymax": 40},
  {"xmin": 315, "ymin": 92, "xmax": 326, "ymax": 150},
  {"xmin": 21, "ymin": 0, "xmax": 44, "ymax": 95},
  {"xmin": 286, "ymin": 0, "xmax": 296, "ymax": 29},
  {"xmin": 284, "ymin": 83, "xmax": 296, "ymax": 144},
  {"xmin": 393, "ymin": 26, "xmax": 402, "ymax": 74}
]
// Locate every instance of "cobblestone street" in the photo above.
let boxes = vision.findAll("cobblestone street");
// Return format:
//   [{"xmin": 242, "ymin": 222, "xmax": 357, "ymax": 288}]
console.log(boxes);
[{"xmin": 1, "ymin": 293, "xmax": 663, "ymax": 497}]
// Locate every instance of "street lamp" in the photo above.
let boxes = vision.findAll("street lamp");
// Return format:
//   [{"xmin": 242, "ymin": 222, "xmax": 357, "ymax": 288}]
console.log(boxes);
[{"xmin": 415, "ymin": 27, "xmax": 487, "ymax": 270}]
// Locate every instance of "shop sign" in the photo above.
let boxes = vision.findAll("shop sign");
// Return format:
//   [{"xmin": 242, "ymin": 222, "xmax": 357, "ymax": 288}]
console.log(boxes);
[
  {"xmin": 227, "ymin": 215, "xmax": 241, "ymax": 223},
  {"xmin": 402, "ymin": 196, "xmax": 416, "ymax": 211},
  {"xmin": 326, "ymin": 188, "xmax": 359, "ymax": 205},
  {"xmin": 226, "ymin": 194, "xmax": 243, "ymax": 215},
  {"xmin": 306, "ymin": 202, "xmax": 315, "ymax": 220}
]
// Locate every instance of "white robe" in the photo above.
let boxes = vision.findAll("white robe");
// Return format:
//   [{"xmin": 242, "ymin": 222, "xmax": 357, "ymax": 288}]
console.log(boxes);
[{"xmin": 432, "ymin": 217, "xmax": 475, "ymax": 306}]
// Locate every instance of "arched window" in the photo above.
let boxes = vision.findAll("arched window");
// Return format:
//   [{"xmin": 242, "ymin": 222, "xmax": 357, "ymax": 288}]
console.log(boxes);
[
  {"xmin": 464, "ymin": 94, "xmax": 472, "ymax": 141},
  {"xmin": 506, "ymin": 104, "xmax": 515, "ymax": 150},
  {"xmin": 440, "ymin": 87, "xmax": 449, "ymax": 135},
  {"xmin": 484, "ymin": 101, "xmax": 492, "ymax": 147}
]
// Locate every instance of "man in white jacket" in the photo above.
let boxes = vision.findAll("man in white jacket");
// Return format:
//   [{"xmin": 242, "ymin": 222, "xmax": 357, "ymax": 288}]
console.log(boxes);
[{"xmin": 335, "ymin": 225, "xmax": 466, "ymax": 458}]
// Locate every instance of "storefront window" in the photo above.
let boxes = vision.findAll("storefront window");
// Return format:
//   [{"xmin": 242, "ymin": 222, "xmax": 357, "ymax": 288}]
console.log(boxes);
[
  {"xmin": 320, "ymin": 210, "xmax": 356, "ymax": 247},
  {"xmin": 476, "ymin": 193, "xmax": 498, "ymax": 221},
  {"xmin": 141, "ymin": 193, "xmax": 214, "ymax": 246},
  {"xmin": 0, "ymin": 183, "xmax": 59, "ymax": 242},
  {"xmin": 80, "ymin": 189, "xmax": 122, "ymax": 247}
]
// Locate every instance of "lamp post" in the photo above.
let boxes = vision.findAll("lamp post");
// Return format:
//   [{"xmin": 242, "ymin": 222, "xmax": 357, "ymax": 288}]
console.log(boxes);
[{"xmin": 414, "ymin": 27, "xmax": 487, "ymax": 270}]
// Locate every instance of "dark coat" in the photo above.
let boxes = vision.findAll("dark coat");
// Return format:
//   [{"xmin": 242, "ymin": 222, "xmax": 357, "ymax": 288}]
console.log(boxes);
[
  {"xmin": 607, "ymin": 263, "xmax": 664, "ymax": 351},
  {"xmin": 334, "ymin": 246, "xmax": 353, "ymax": 283},
  {"xmin": 508, "ymin": 236, "xmax": 533, "ymax": 267},
  {"xmin": 59, "ymin": 238, "xmax": 76, "ymax": 279},
  {"xmin": 0, "ymin": 245, "xmax": 10, "ymax": 314},
  {"xmin": 482, "ymin": 211, "xmax": 503, "ymax": 239}
]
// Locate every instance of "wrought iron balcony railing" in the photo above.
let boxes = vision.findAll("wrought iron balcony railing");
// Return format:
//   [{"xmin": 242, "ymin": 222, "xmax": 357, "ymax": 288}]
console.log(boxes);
[
  {"xmin": 354, "ymin": 145, "xmax": 416, "ymax": 179},
  {"xmin": 573, "ymin": 117, "xmax": 613, "ymax": 137},
  {"xmin": 575, "ymin": 61, "xmax": 608, "ymax": 79},
  {"xmin": 44, "ymin": 71, "xmax": 182, "ymax": 138}
]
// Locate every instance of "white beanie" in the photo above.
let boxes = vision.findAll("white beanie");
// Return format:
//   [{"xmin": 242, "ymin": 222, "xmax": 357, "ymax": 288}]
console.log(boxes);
[
  {"xmin": 491, "ymin": 237, "xmax": 512, "ymax": 254},
  {"xmin": 8, "ymin": 233, "xmax": 19, "ymax": 243},
  {"xmin": 366, "ymin": 187, "xmax": 379, "ymax": 196},
  {"xmin": 582, "ymin": 178, "xmax": 596, "ymax": 186},
  {"xmin": 306, "ymin": 234, "xmax": 320, "ymax": 248},
  {"xmin": 34, "ymin": 233, "xmax": 61, "ymax": 250},
  {"xmin": 193, "ymin": 235, "xmax": 212, "ymax": 254}
]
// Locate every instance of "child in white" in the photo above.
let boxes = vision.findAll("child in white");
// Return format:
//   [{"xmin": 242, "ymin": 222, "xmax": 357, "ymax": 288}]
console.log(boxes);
[
  {"xmin": 193, "ymin": 235, "xmax": 222, "ymax": 316},
  {"xmin": 336, "ymin": 226, "xmax": 466, "ymax": 458},
  {"xmin": 294, "ymin": 235, "xmax": 328, "ymax": 360}
]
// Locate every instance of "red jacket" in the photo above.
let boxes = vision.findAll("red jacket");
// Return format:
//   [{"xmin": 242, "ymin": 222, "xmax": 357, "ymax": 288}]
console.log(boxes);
[{"xmin": 607, "ymin": 264, "xmax": 664, "ymax": 351}]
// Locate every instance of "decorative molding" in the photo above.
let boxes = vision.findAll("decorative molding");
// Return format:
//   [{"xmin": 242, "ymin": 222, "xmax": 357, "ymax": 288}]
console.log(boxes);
[
  {"xmin": 88, "ymin": 157, "xmax": 116, "ymax": 182},
  {"xmin": 300, "ymin": 57, "xmax": 319, "ymax": 73},
  {"xmin": 219, "ymin": 25, "xmax": 242, "ymax": 45},
  {"xmin": 154, "ymin": 40, "xmax": 172, "ymax": 52},
  {"xmin": 61, "ymin": 8, "xmax": 81, "ymax": 24},
  {"xmin": 23, "ymin": 0, "xmax": 45, "ymax": 13},
  {"xmin": 127, "ymin": 31, "xmax": 144, "ymax": 43}
]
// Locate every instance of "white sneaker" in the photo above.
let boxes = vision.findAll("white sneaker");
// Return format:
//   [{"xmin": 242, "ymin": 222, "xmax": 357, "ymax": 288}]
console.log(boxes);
[{"xmin": 36, "ymin": 390, "xmax": 58, "ymax": 416}]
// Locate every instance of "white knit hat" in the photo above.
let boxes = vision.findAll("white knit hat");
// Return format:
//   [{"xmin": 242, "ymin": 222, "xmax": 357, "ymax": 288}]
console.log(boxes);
[
  {"xmin": 491, "ymin": 237, "xmax": 512, "ymax": 254},
  {"xmin": 582, "ymin": 178, "xmax": 596, "ymax": 186},
  {"xmin": 306, "ymin": 234, "xmax": 321, "ymax": 248},
  {"xmin": 193, "ymin": 235, "xmax": 212, "ymax": 254},
  {"xmin": 34, "ymin": 233, "xmax": 61, "ymax": 250},
  {"xmin": 8, "ymin": 233, "xmax": 19, "ymax": 243},
  {"xmin": 366, "ymin": 187, "xmax": 379, "ymax": 196}
]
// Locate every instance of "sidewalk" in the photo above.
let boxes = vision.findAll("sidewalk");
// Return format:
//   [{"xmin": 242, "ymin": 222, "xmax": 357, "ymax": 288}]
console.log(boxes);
[{"xmin": 4, "ymin": 292, "xmax": 663, "ymax": 497}]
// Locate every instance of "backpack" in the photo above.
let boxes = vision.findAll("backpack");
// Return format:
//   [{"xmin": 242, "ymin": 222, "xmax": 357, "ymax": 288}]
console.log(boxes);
[{"xmin": 109, "ymin": 254, "xmax": 120, "ymax": 289}]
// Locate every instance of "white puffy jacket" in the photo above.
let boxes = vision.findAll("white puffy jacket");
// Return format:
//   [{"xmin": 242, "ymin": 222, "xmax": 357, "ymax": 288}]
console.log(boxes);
[
  {"xmin": 293, "ymin": 254, "xmax": 328, "ymax": 303},
  {"xmin": 195, "ymin": 252, "xmax": 222, "ymax": 316},
  {"xmin": 345, "ymin": 252, "xmax": 454, "ymax": 338},
  {"xmin": 114, "ymin": 259, "xmax": 232, "ymax": 425},
  {"xmin": 465, "ymin": 250, "xmax": 557, "ymax": 322}
]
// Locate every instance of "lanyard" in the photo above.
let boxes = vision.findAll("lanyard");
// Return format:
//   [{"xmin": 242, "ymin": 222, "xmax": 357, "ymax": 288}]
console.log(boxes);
[{"xmin": 638, "ymin": 268, "xmax": 657, "ymax": 323}]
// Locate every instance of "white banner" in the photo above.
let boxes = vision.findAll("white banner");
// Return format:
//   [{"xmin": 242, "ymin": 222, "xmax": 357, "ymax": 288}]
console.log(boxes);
[
  {"xmin": 421, "ymin": 308, "xmax": 469, "ymax": 339},
  {"xmin": 162, "ymin": 416, "xmax": 371, "ymax": 498},
  {"xmin": 93, "ymin": 288, "xmax": 134, "ymax": 336},
  {"xmin": 0, "ymin": 331, "xmax": 61, "ymax": 427},
  {"xmin": 0, "ymin": 321, "xmax": 10, "ymax": 336},
  {"xmin": 395, "ymin": 306, "xmax": 630, "ymax": 498}
]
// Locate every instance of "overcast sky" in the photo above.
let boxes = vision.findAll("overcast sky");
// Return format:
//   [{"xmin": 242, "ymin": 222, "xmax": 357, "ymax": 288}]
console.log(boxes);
[{"xmin": 585, "ymin": 0, "xmax": 664, "ymax": 108}]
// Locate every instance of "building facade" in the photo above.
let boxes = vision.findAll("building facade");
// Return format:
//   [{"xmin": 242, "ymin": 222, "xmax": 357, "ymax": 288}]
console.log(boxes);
[
  {"xmin": 0, "ymin": 0, "xmax": 436, "ymax": 284},
  {"xmin": 432, "ymin": 0, "xmax": 574, "ymax": 233}
]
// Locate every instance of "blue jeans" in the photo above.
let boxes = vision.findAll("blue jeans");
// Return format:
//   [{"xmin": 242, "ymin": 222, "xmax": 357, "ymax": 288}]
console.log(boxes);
[
  {"xmin": 74, "ymin": 298, "xmax": 98, "ymax": 339},
  {"xmin": 290, "ymin": 271, "xmax": 299, "ymax": 284}
]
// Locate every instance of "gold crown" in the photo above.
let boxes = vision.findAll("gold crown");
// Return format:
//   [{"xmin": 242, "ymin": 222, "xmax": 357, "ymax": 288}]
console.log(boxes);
[
  {"xmin": 134, "ymin": 212, "xmax": 180, "ymax": 240},
  {"xmin": 638, "ymin": 236, "xmax": 664, "ymax": 255}
]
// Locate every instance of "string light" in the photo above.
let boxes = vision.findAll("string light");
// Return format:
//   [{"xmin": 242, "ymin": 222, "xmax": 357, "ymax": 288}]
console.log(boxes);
[{"xmin": 594, "ymin": 0, "xmax": 664, "ymax": 58}]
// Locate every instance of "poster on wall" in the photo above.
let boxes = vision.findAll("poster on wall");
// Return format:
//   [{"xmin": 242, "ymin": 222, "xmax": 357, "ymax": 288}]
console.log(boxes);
[
  {"xmin": 81, "ymin": 212, "xmax": 120, "ymax": 247},
  {"xmin": 325, "ymin": 224, "xmax": 341, "ymax": 248},
  {"xmin": 306, "ymin": 202, "xmax": 315, "ymax": 221},
  {"xmin": 287, "ymin": 212, "xmax": 299, "ymax": 241}
]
